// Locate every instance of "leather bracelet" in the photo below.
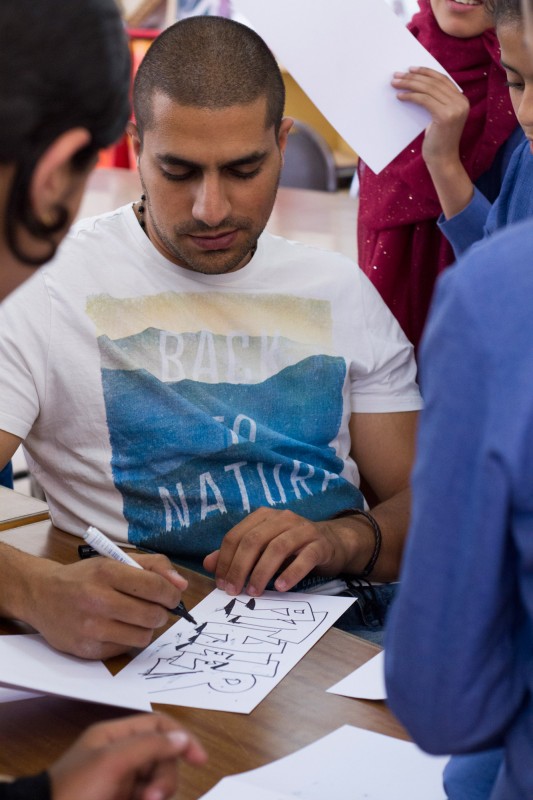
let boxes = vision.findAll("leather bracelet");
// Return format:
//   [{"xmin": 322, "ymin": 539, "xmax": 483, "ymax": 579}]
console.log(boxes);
[{"xmin": 332, "ymin": 507, "xmax": 382, "ymax": 578}]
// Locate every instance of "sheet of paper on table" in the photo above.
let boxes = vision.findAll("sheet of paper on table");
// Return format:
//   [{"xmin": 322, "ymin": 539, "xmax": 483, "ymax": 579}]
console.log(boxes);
[
  {"xmin": 0, "ymin": 634, "xmax": 151, "ymax": 711},
  {"xmin": 199, "ymin": 724, "xmax": 448, "ymax": 799},
  {"xmin": 0, "ymin": 686, "xmax": 43, "ymax": 704},
  {"xmin": 327, "ymin": 649, "xmax": 386, "ymax": 700},
  {"xmin": 234, "ymin": 0, "xmax": 455, "ymax": 174},
  {"xmin": 115, "ymin": 588, "xmax": 354, "ymax": 713}
]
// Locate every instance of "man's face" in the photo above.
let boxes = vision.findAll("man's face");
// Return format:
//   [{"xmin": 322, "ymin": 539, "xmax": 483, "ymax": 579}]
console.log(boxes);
[
  {"xmin": 429, "ymin": 0, "xmax": 492, "ymax": 38},
  {"xmin": 131, "ymin": 93, "xmax": 292, "ymax": 275}
]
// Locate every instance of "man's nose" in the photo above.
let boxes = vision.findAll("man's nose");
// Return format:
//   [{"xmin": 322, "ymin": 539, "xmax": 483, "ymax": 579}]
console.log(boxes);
[{"xmin": 192, "ymin": 175, "xmax": 231, "ymax": 227}]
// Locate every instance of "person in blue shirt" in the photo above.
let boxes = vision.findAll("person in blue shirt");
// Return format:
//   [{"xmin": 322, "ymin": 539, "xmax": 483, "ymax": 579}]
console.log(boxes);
[{"xmin": 385, "ymin": 0, "xmax": 533, "ymax": 795}]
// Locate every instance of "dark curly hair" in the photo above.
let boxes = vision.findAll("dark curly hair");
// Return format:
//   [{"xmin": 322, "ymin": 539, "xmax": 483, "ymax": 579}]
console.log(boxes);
[{"xmin": 0, "ymin": 0, "xmax": 131, "ymax": 265}]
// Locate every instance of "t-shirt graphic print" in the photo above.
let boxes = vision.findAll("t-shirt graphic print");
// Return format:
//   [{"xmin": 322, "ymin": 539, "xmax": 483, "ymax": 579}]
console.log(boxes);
[{"xmin": 87, "ymin": 289, "xmax": 364, "ymax": 564}]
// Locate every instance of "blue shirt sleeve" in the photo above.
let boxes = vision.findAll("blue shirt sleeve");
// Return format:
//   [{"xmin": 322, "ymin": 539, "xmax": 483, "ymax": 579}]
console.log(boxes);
[
  {"xmin": 438, "ymin": 135, "xmax": 532, "ymax": 260},
  {"xmin": 438, "ymin": 188, "xmax": 491, "ymax": 258},
  {"xmin": 385, "ymin": 249, "xmax": 529, "ymax": 755}
]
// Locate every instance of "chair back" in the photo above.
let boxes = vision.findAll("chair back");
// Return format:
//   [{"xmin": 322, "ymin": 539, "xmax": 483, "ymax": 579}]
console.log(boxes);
[{"xmin": 280, "ymin": 120, "xmax": 338, "ymax": 192}]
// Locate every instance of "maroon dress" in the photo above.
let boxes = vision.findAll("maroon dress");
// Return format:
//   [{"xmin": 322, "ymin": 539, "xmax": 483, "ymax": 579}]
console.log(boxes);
[{"xmin": 357, "ymin": 0, "xmax": 517, "ymax": 348}]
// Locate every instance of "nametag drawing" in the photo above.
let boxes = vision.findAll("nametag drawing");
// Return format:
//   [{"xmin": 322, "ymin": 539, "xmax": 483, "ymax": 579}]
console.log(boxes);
[{"xmin": 116, "ymin": 589, "xmax": 354, "ymax": 713}]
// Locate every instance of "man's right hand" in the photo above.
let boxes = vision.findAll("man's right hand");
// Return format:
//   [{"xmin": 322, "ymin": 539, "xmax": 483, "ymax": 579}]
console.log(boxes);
[{"xmin": 2, "ymin": 544, "xmax": 187, "ymax": 659}]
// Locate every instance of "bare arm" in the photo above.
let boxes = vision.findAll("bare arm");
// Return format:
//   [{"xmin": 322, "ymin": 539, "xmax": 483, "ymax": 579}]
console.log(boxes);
[
  {"xmin": 203, "ymin": 411, "xmax": 418, "ymax": 593},
  {"xmin": 392, "ymin": 66, "xmax": 474, "ymax": 219},
  {"xmin": 337, "ymin": 410, "xmax": 417, "ymax": 581},
  {"xmin": 0, "ymin": 429, "xmax": 22, "ymax": 471},
  {"xmin": 0, "ymin": 541, "xmax": 189, "ymax": 659}
]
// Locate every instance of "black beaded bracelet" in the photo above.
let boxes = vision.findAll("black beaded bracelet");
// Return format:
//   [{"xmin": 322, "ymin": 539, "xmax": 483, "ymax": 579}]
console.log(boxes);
[{"xmin": 332, "ymin": 507, "xmax": 382, "ymax": 578}]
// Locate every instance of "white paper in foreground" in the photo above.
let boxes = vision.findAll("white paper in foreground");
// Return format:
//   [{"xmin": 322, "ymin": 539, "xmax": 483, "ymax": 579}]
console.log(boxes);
[
  {"xmin": 327, "ymin": 649, "xmax": 386, "ymax": 700},
  {"xmin": 0, "ymin": 686, "xmax": 43, "ymax": 704},
  {"xmin": 235, "ymin": 0, "xmax": 454, "ymax": 174},
  {"xmin": 200, "ymin": 724, "xmax": 448, "ymax": 800},
  {"xmin": 0, "ymin": 634, "xmax": 151, "ymax": 711},
  {"xmin": 116, "ymin": 589, "xmax": 354, "ymax": 713}
]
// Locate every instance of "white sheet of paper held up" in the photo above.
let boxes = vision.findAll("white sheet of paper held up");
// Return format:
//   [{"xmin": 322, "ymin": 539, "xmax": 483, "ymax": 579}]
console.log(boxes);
[
  {"xmin": 234, "ymin": 0, "xmax": 455, "ymax": 174},
  {"xmin": 0, "ymin": 634, "xmax": 151, "ymax": 711},
  {"xmin": 199, "ymin": 724, "xmax": 448, "ymax": 800},
  {"xmin": 327, "ymin": 649, "xmax": 386, "ymax": 700},
  {"xmin": 115, "ymin": 588, "xmax": 354, "ymax": 713}
]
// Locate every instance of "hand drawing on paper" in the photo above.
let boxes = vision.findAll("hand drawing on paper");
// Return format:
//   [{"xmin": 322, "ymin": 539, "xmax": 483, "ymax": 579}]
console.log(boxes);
[{"xmin": 140, "ymin": 596, "xmax": 327, "ymax": 696}]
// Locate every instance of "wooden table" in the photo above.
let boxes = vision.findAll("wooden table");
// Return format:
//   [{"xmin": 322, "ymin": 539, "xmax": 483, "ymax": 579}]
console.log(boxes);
[
  {"xmin": 0, "ymin": 521, "xmax": 406, "ymax": 799},
  {"xmin": 0, "ymin": 486, "xmax": 49, "ymax": 531},
  {"xmin": 78, "ymin": 167, "xmax": 359, "ymax": 261}
]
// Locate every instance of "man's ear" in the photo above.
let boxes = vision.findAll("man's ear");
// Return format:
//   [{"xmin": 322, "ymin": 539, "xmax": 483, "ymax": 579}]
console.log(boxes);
[
  {"xmin": 127, "ymin": 121, "xmax": 142, "ymax": 164},
  {"xmin": 277, "ymin": 117, "xmax": 294, "ymax": 162},
  {"xmin": 30, "ymin": 128, "xmax": 92, "ymax": 223}
]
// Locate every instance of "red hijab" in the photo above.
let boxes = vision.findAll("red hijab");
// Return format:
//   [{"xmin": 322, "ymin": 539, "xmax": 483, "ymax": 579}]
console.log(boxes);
[{"xmin": 357, "ymin": 0, "xmax": 517, "ymax": 348}]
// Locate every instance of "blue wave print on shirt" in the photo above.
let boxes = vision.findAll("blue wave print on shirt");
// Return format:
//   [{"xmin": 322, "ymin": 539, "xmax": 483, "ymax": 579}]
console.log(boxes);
[{"xmin": 101, "ymin": 353, "xmax": 363, "ymax": 566}]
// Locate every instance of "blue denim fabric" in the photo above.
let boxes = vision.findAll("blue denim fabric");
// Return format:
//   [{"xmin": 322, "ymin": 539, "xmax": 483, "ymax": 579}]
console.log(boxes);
[
  {"xmin": 335, "ymin": 583, "xmax": 398, "ymax": 646},
  {"xmin": 0, "ymin": 461, "xmax": 13, "ymax": 489},
  {"xmin": 443, "ymin": 750, "xmax": 503, "ymax": 800}
]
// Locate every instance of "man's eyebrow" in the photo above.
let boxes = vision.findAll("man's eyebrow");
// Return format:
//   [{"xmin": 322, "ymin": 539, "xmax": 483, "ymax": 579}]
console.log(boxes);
[{"xmin": 156, "ymin": 151, "xmax": 269, "ymax": 169}]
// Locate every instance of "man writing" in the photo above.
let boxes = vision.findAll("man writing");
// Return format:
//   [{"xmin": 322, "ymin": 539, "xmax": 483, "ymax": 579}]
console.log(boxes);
[
  {"xmin": 0, "ymin": 1, "xmax": 205, "ymax": 797},
  {"xmin": 0, "ymin": 16, "xmax": 421, "ymax": 659}
]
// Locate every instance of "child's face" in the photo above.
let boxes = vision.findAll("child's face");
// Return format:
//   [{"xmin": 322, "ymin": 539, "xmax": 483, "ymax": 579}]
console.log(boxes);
[
  {"xmin": 499, "ymin": 22, "xmax": 533, "ymax": 149},
  {"xmin": 523, "ymin": 0, "xmax": 533, "ymax": 53},
  {"xmin": 430, "ymin": 0, "xmax": 492, "ymax": 38}
]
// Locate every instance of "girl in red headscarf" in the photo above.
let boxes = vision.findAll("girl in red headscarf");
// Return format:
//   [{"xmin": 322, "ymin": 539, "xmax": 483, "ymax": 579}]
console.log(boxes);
[{"xmin": 357, "ymin": 0, "xmax": 519, "ymax": 348}]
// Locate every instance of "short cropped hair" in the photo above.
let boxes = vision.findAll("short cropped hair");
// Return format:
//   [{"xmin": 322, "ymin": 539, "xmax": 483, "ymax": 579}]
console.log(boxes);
[
  {"xmin": 133, "ymin": 16, "xmax": 285, "ymax": 141},
  {"xmin": 0, "ymin": 0, "xmax": 131, "ymax": 265},
  {"xmin": 485, "ymin": 0, "xmax": 522, "ymax": 24}
]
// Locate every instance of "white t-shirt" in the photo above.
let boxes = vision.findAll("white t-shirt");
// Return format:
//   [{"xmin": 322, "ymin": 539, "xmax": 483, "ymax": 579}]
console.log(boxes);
[{"xmin": 0, "ymin": 204, "xmax": 422, "ymax": 567}]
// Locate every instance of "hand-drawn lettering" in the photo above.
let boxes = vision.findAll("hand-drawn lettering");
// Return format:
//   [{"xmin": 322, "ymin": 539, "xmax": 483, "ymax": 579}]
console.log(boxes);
[{"xmin": 136, "ymin": 596, "xmax": 328, "ymax": 698}]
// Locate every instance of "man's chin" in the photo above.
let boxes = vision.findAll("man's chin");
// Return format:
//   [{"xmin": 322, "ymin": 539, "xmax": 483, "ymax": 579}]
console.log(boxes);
[{"xmin": 173, "ymin": 246, "xmax": 255, "ymax": 275}]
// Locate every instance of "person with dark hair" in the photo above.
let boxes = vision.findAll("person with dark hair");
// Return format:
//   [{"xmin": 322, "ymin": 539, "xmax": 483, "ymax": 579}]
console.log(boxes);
[
  {"xmin": 0, "ymin": 3, "xmax": 194, "ymax": 663},
  {"xmin": 0, "ymin": 4, "xmax": 206, "ymax": 798},
  {"xmin": 0, "ymin": 0, "xmax": 132, "ymax": 487},
  {"xmin": 385, "ymin": 0, "xmax": 533, "ymax": 796},
  {"xmin": 0, "ymin": 15, "xmax": 422, "ymax": 653},
  {"xmin": 0, "ymin": 0, "xmax": 131, "ymax": 295}
]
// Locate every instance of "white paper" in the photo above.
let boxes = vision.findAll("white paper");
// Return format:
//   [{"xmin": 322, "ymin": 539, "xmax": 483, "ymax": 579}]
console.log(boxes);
[
  {"xmin": 0, "ymin": 634, "xmax": 151, "ymax": 712},
  {"xmin": 235, "ymin": 0, "xmax": 453, "ymax": 174},
  {"xmin": 200, "ymin": 725, "xmax": 448, "ymax": 800},
  {"xmin": 327, "ymin": 649, "xmax": 386, "ymax": 700},
  {"xmin": 116, "ymin": 589, "xmax": 354, "ymax": 713}
]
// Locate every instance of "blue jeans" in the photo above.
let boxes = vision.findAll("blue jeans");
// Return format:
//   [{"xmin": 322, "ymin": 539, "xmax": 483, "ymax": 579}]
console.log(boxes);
[
  {"xmin": 335, "ymin": 582, "xmax": 398, "ymax": 646},
  {"xmin": 443, "ymin": 750, "xmax": 503, "ymax": 800},
  {"xmin": 0, "ymin": 461, "xmax": 13, "ymax": 488}
]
